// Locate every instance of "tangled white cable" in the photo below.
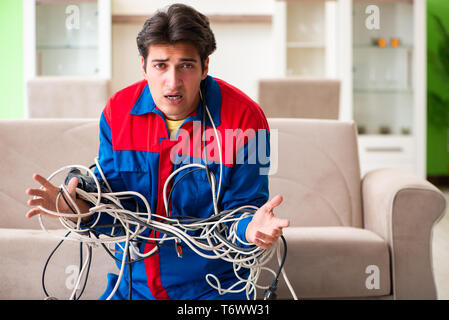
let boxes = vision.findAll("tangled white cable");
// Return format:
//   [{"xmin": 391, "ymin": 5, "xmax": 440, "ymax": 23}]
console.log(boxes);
[
  {"xmin": 35, "ymin": 160, "xmax": 297, "ymax": 301},
  {"xmin": 36, "ymin": 100, "xmax": 297, "ymax": 300}
]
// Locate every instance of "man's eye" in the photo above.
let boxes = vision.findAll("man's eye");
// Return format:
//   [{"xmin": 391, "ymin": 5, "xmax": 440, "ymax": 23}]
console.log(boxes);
[
  {"xmin": 181, "ymin": 63, "xmax": 193, "ymax": 69},
  {"xmin": 154, "ymin": 63, "xmax": 166, "ymax": 69}
]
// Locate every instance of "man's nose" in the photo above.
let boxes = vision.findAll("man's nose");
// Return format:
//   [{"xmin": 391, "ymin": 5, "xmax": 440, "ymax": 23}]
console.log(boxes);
[{"xmin": 165, "ymin": 67, "xmax": 182, "ymax": 89}]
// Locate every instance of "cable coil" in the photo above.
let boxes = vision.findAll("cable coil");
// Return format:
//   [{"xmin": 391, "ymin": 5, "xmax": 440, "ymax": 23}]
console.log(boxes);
[
  {"xmin": 37, "ymin": 160, "xmax": 297, "ymax": 300},
  {"xmin": 36, "ymin": 99, "xmax": 297, "ymax": 301}
]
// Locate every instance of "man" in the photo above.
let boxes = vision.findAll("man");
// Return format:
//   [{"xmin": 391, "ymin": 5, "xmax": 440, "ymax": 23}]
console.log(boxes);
[{"xmin": 25, "ymin": 3, "xmax": 289, "ymax": 300}]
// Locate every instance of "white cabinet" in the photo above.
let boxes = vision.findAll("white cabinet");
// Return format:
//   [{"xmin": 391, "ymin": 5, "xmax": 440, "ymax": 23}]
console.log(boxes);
[
  {"xmin": 273, "ymin": 0, "xmax": 426, "ymax": 178},
  {"xmin": 357, "ymin": 135, "xmax": 417, "ymax": 174},
  {"xmin": 351, "ymin": 0, "xmax": 426, "ymax": 178}
]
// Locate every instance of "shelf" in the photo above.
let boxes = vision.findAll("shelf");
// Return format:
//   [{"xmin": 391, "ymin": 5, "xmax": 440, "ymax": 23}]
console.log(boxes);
[
  {"xmin": 112, "ymin": 14, "xmax": 272, "ymax": 25},
  {"xmin": 358, "ymin": 134, "xmax": 413, "ymax": 138},
  {"xmin": 354, "ymin": 88, "xmax": 413, "ymax": 94},
  {"xmin": 353, "ymin": 0, "xmax": 412, "ymax": 3},
  {"xmin": 287, "ymin": 42, "xmax": 325, "ymax": 49},
  {"xmin": 354, "ymin": 45, "xmax": 413, "ymax": 50},
  {"xmin": 37, "ymin": 45, "xmax": 98, "ymax": 50},
  {"xmin": 37, "ymin": 0, "xmax": 97, "ymax": 3}
]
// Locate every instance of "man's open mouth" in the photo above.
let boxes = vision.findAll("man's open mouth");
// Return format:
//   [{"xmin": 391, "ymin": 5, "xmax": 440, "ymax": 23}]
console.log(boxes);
[{"xmin": 165, "ymin": 95, "xmax": 183, "ymax": 101}]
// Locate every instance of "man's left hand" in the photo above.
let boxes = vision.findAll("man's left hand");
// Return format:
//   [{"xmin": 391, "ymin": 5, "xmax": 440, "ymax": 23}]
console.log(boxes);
[{"xmin": 245, "ymin": 194, "xmax": 290, "ymax": 249}]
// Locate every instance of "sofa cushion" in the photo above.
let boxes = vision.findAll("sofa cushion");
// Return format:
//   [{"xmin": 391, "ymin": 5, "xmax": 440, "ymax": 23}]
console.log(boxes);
[
  {"xmin": 0, "ymin": 228, "xmax": 116, "ymax": 300},
  {"xmin": 257, "ymin": 226, "xmax": 391, "ymax": 299}
]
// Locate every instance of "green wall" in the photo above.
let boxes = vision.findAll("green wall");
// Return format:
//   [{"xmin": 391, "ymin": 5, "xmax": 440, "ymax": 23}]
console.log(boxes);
[
  {"xmin": 0, "ymin": 0, "xmax": 24, "ymax": 119},
  {"xmin": 427, "ymin": 0, "xmax": 449, "ymax": 176}
]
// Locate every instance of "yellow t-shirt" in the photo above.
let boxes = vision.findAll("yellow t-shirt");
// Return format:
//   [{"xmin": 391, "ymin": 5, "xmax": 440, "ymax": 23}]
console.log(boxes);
[{"xmin": 166, "ymin": 119, "xmax": 185, "ymax": 139}]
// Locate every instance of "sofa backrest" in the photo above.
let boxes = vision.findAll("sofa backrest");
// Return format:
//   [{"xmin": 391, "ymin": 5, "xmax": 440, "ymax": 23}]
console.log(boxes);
[
  {"xmin": 0, "ymin": 119, "xmax": 99, "ymax": 229},
  {"xmin": 258, "ymin": 78, "xmax": 340, "ymax": 119},
  {"xmin": 27, "ymin": 77, "xmax": 109, "ymax": 118},
  {"xmin": 0, "ymin": 118, "xmax": 362, "ymax": 230},
  {"xmin": 267, "ymin": 118, "xmax": 363, "ymax": 227}
]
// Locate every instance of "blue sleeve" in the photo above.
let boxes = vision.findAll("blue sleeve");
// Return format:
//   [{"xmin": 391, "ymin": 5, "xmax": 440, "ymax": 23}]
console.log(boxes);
[
  {"xmin": 88, "ymin": 112, "xmax": 131, "ymax": 234},
  {"xmin": 93, "ymin": 112, "xmax": 127, "ymax": 193},
  {"xmin": 220, "ymin": 129, "xmax": 270, "ymax": 246}
]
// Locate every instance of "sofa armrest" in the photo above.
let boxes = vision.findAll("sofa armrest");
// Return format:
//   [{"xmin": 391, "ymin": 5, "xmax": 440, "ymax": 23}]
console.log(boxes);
[{"xmin": 362, "ymin": 168, "xmax": 447, "ymax": 299}]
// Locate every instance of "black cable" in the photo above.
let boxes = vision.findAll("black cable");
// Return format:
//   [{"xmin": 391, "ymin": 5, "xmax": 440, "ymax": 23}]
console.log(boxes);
[
  {"xmin": 166, "ymin": 167, "xmax": 202, "ymax": 211},
  {"xmin": 277, "ymin": 236, "xmax": 287, "ymax": 279},
  {"xmin": 42, "ymin": 230, "xmax": 71, "ymax": 299},
  {"xmin": 263, "ymin": 235, "xmax": 287, "ymax": 300},
  {"xmin": 59, "ymin": 190, "xmax": 94, "ymax": 300},
  {"xmin": 127, "ymin": 242, "xmax": 132, "ymax": 300},
  {"xmin": 60, "ymin": 187, "xmax": 76, "ymax": 215}
]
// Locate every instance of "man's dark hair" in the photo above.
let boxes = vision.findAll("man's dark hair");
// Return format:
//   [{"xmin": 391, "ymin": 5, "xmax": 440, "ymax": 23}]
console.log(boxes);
[{"xmin": 137, "ymin": 3, "xmax": 216, "ymax": 71}]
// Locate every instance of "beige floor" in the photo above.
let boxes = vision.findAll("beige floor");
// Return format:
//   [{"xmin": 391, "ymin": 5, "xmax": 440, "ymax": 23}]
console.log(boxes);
[{"xmin": 432, "ymin": 186, "xmax": 449, "ymax": 300}]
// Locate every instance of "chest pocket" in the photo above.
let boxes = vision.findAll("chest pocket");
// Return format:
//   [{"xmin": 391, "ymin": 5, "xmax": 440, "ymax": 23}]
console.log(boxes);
[{"xmin": 113, "ymin": 150, "xmax": 155, "ymax": 213}]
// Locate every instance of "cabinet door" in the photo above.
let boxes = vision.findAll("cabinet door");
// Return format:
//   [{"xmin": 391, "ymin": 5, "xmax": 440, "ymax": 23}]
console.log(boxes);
[
  {"xmin": 34, "ymin": 0, "xmax": 110, "ymax": 77},
  {"xmin": 352, "ymin": 1, "xmax": 414, "ymax": 136},
  {"xmin": 352, "ymin": 0, "xmax": 426, "ymax": 178},
  {"xmin": 36, "ymin": 1, "xmax": 98, "ymax": 76},
  {"xmin": 275, "ymin": 0, "xmax": 338, "ymax": 78}
]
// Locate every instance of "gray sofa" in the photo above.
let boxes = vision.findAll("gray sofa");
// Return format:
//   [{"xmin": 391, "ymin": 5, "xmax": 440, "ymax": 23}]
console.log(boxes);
[{"xmin": 0, "ymin": 118, "xmax": 446, "ymax": 300}]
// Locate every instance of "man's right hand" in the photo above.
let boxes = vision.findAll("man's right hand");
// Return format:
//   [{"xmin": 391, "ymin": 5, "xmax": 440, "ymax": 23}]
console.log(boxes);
[{"xmin": 25, "ymin": 174, "xmax": 89, "ymax": 219}]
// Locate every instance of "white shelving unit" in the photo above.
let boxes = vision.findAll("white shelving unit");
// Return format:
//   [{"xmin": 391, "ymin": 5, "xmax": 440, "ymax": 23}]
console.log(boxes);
[
  {"xmin": 351, "ymin": 0, "xmax": 426, "ymax": 179},
  {"xmin": 273, "ymin": 0, "xmax": 426, "ymax": 179},
  {"xmin": 23, "ymin": 0, "xmax": 111, "ymax": 116}
]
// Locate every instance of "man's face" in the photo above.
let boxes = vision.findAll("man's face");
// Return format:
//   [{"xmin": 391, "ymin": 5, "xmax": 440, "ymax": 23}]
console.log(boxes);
[{"xmin": 141, "ymin": 41, "xmax": 209, "ymax": 120}]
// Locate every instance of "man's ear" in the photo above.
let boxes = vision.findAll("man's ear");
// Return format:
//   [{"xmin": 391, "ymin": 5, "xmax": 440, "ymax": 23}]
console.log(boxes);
[
  {"xmin": 140, "ymin": 56, "xmax": 147, "ymax": 77},
  {"xmin": 202, "ymin": 57, "xmax": 209, "ymax": 80}
]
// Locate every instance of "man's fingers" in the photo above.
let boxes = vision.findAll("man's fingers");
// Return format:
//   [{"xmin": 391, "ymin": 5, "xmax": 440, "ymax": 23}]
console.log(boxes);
[
  {"xmin": 33, "ymin": 174, "xmax": 57, "ymax": 191},
  {"xmin": 262, "ymin": 194, "xmax": 283, "ymax": 213},
  {"xmin": 271, "ymin": 228, "xmax": 282, "ymax": 238},
  {"xmin": 253, "ymin": 238, "xmax": 270, "ymax": 250},
  {"xmin": 26, "ymin": 188, "xmax": 46, "ymax": 198},
  {"xmin": 26, "ymin": 207, "xmax": 43, "ymax": 219},
  {"xmin": 255, "ymin": 230, "xmax": 276, "ymax": 243},
  {"xmin": 27, "ymin": 198, "xmax": 43, "ymax": 207},
  {"xmin": 67, "ymin": 177, "xmax": 78, "ymax": 193},
  {"xmin": 274, "ymin": 217, "xmax": 290, "ymax": 229}
]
